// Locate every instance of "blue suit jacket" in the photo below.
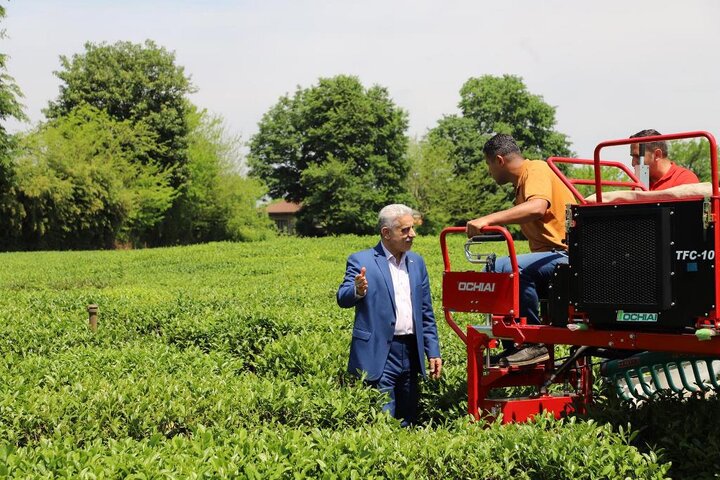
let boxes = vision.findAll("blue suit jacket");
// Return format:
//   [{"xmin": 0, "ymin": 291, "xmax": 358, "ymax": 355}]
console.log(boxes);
[{"xmin": 337, "ymin": 242, "xmax": 441, "ymax": 381}]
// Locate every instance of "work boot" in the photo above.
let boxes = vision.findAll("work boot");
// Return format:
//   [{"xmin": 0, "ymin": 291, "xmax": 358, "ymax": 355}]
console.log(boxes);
[{"xmin": 498, "ymin": 344, "xmax": 549, "ymax": 367}]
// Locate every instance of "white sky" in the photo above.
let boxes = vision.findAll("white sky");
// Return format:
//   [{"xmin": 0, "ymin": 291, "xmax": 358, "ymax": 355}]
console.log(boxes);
[{"xmin": 4, "ymin": 0, "xmax": 720, "ymax": 160}]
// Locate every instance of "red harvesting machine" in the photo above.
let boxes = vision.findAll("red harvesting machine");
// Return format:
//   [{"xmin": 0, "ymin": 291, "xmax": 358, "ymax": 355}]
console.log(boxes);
[{"xmin": 441, "ymin": 131, "xmax": 720, "ymax": 422}]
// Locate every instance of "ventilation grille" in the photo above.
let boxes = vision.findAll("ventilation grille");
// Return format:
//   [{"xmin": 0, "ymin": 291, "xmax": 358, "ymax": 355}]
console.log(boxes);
[{"xmin": 577, "ymin": 216, "xmax": 659, "ymax": 306}]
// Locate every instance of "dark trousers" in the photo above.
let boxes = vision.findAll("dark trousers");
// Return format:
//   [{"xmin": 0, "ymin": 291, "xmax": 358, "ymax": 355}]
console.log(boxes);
[{"xmin": 371, "ymin": 334, "xmax": 420, "ymax": 426}]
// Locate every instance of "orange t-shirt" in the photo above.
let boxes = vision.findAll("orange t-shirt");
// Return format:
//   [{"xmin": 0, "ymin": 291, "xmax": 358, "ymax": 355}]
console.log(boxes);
[{"xmin": 515, "ymin": 160, "xmax": 577, "ymax": 252}]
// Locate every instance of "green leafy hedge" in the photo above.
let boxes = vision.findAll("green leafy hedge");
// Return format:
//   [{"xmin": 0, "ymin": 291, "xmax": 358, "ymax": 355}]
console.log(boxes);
[
  {"xmin": 0, "ymin": 237, "xmax": 680, "ymax": 478},
  {"xmin": 0, "ymin": 418, "xmax": 669, "ymax": 479}
]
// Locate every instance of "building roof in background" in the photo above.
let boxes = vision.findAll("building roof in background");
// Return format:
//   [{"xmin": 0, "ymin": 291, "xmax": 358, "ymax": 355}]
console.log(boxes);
[{"xmin": 266, "ymin": 201, "xmax": 302, "ymax": 215}]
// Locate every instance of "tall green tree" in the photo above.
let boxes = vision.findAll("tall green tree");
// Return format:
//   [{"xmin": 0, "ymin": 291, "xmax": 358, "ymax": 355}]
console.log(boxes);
[
  {"xmin": 8, "ymin": 106, "xmax": 175, "ymax": 249},
  {"xmin": 0, "ymin": 4, "xmax": 28, "ymax": 245},
  {"xmin": 249, "ymin": 75, "xmax": 410, "ymax": 235},
  {"xmin": 45, "ymin": 40, "xmax": 194, "ymax": 181},
  {"xmin": 44, "ymin": 40, "xmax": 211, "ymax": 245},
  {"xmin": 458, "ymin": 74, "xmax": 572, "ymax": 160},
  {"xmin": 176, "ymin": 107, "xmax": 274, "ymax": 243},
  {"xmin": 412, "ymin": 75, "xmax": 573, "ymax": 232}
]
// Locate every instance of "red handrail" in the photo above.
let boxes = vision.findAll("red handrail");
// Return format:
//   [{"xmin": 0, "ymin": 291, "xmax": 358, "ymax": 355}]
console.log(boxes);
[
  {"xmin": 592, "ymin": 131, "xmax": 718, "ymax": 201},
  {"xmin": 439, "ymin": 226, "xmax": 519, "ymax": 276},
  {"xmin": 439, "ymin": 226, "xmax": 521, "ymax": 343},
  {"xmin": 547, "ymin": 157, "xmax": 647, "ymax": 204}
]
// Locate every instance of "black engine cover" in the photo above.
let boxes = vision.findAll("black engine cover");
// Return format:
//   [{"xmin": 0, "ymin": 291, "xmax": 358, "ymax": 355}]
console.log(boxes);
[{"xmin": 567, "ymin": 199, "xmax": 715, "ymax": 330}]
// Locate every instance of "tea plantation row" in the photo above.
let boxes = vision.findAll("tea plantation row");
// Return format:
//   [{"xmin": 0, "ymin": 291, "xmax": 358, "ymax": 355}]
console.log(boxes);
[{"xmin": 0, "ymin": 235, "xmax": 710, "ymax": 478}]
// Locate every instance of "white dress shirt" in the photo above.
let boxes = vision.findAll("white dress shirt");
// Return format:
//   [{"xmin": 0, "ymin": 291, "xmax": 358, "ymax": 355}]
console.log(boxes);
[{"xmin": 381, "ymin": 243, "xmax": 414, "ymax": 335}]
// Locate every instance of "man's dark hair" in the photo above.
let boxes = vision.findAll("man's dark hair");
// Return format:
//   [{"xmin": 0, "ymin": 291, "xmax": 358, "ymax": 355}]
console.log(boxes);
[
  {"xmin": 630, "ymin": 129, "xmax": 668, "ymax": 157},
  {"xmin": 483, "ymin": 134, "xmax": 521, "ymax": 158}
]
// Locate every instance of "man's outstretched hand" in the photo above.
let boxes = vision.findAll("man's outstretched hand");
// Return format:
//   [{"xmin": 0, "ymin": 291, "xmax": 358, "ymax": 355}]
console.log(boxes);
[{"xmin": 354, "ymin": 266, "xmax": 368, "ymax": 297}]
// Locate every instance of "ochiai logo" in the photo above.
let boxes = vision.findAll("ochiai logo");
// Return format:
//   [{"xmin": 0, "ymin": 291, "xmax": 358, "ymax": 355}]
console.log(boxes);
[
  {"xmin": 616, "ymin": 310, "xmax": 658, "ymax": 322},
  {"xmin": 458, "ymin": 281, "xmax": 496, "ymax": 292}
]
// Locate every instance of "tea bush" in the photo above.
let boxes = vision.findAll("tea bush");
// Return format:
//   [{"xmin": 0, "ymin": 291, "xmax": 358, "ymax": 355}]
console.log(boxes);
[{"xmin": 0, "ymin": 237, "xmax": 679, "ymax": 478}]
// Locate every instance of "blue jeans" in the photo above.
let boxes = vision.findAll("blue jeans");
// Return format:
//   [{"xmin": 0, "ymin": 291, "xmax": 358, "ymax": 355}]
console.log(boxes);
[
  {"xmin": 370, "ymin": 335, "xmax": 420, "ymax": 427},
  {"xmin": 494, "ymin": 251, "xmax": 568, "ymax": 326}
]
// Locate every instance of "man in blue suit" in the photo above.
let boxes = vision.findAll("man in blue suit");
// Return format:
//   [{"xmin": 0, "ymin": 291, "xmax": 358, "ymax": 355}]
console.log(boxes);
[{"xmin": 337, "ymin": 204, "xmax": 442, "ymax": 426}]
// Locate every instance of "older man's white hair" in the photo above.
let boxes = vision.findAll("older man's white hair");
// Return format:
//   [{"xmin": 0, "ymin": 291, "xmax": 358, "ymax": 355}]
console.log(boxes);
[{"xmin": 378, "ymin": 204, "xmax": 416, "ymax": 231}]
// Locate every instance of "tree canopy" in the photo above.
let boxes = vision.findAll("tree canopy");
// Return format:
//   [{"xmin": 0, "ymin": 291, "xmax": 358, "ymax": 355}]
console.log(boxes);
[
  {"xmin": 0, "ymin": 31, "xmax": 274, "ymax": 250},
  {"xmin": 669, "ymin": 138, "xmax": 718, "ymax": 183},
  {"xmin": 6, "ymin": 106, "xmax": 175, "ymax": 249},
  {"xmin": 30, "ymin": 39, "xmax": 273, "ymax": 247},
  {"xmin": 0, "ymin": 16, "xmax": 585, "ymax": 246},
  {"xmin": 411, "ymin": 75, "xmax": 573, "ymax": 232},
  {"xmin": 45, "ymin": 40, "xmax": 194, "ymax": 185},
  {"xmin": 457, "ymin": 74, "xmax": 572, "ymax": 160},
  {"xmin": 249, "ymin": 75, "xmax": 410, "ymax": 235},
  {"xmin": 0, "ymin": 4, "xmax": 27, "ymax": 241}
]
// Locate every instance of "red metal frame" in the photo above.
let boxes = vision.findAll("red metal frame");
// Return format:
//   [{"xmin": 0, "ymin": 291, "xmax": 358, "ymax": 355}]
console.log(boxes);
[
  {"xmin": 440, "ymin": 226, "xmax": 520, "ymax": 343},
  {"xmin": 441, "ymin": 226, "xmax": 588, "ymax": 422},
  {"xmin": 442, "ymin": 131, "xmax": 720, "ymax": 423},
  {"xmin": 547, "ymin": 157, "xmax": 647, "ymax": 204},
  {"xmin": 592, "ymin": 131, "xmax": 718, "ymax": 202},
  {"xmin": 465, "ymin": 326, "xmax": 589, "ymax": 423}
]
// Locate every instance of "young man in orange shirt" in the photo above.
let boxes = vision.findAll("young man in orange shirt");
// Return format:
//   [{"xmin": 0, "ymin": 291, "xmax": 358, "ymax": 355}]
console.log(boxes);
[
  {"xmin": 630, "ymin": 129, "xmax": 699, "ymax": 190},
  {"xmin": 466, "ymin": 134, "xmax": 576, "ymax": 367}
]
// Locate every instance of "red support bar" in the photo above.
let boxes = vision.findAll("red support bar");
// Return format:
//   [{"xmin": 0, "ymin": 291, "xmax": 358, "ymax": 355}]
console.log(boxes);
[
  {"xmin": 439, "ymin": 226, "xmax": 467, "ymax": 272},
  {"xmin": 547, "ymin": 157, "xmax": 647, "ymax": 204},
  {"xmin": 571, "ymin": 179, "xmax": 643, "ymax": 187},
  {"xmin": 492, "ymin": 320, "xmax": 720, "ymax": 356},
  {"xmin": 444, "ymin": 310, "xmax": 467, "ymax": 344},
  {"xmin": 466, "ymin": 327, "xmax": 484, "ymax": 418}
]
